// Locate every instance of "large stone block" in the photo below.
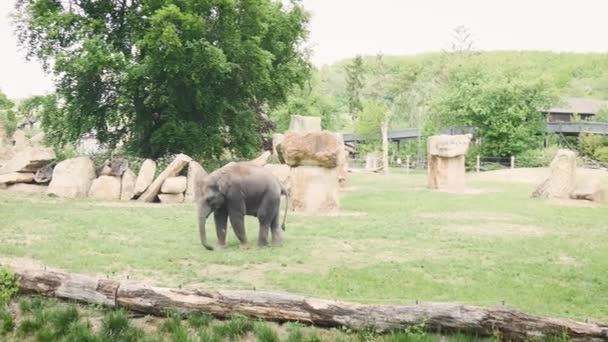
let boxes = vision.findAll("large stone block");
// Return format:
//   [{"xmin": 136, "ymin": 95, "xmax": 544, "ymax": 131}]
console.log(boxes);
[
  {"xmin": 138, "ymin": 154, "xmax": 192, "ymax": 202},
  {"xmin": 0, "ymin": 147, "xmax": 56, "ymax": 175},
  {"xmin": 277, "ymin": 131, "xmax": 342, "ymax": 168},
  {"xmin": 427, "ymin": 134, "xmax": 471, "ymax": 191},
  {"xmin": 5, "ymin": 183, "xmax": 47, "ymax": 194},
  {"xmin": 134, "ymin": 159, "xmax": 156, "ymax": 196},
  {"xmin": 185, "ymin": 161, "xmax": 207, "ymax": 203},
  {"xmin": 570, "ymin": 178, "xmax": 605, "ymax": 202},
  {"xmin": 532, "ymin": 149, "xmax": 577, "ymax": 199},
  {"xmin": 120, "ymin": 168, "xmax": 136, "ymax": 201},
  {"xmin": 0, "ymin": 172, "xmax": 34, "ymax": 184},
  {"xmin": 88, "ymin": 175, "xmax": 122, "ymax": 200},
  {"xmin": 47, "ymin": 157, "xmax": 96, "ymax": 198},
  {"xmin": 288, "ymin": 115, "xmax": 321, "ymax": 133},
  {"xmin": 161, "ymin": 176, "xmax": 187, "ymax": 194},
  {"xmin": 158, "ymin": 193, "xmax": 184, "ymax": 204},
  {"xmin": 288, "ymin": 166, "xmax": 339, "ymax": 213}
]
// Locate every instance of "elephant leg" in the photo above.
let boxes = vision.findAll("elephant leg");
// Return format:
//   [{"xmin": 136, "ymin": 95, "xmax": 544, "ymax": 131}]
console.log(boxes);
[
  {"xmin": 270, "ymin": 215, "xmax": 282, "ymax": 247},
  {"xmin": 214, "ymin": 207, "xmax": 228, "ymax": 248},
  {"xmin": 228, "ymin": 210, "xmax": 249, "ymax": 249},
  {"xmin": 257, "ymin": 217, "xmax": 271, "ymax": 247}
]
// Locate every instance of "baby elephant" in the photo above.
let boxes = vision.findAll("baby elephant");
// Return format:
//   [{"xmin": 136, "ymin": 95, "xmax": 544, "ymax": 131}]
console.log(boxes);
[{"xmin": 196, "ymin": 162, "xmax": 288, "ymax": 250}]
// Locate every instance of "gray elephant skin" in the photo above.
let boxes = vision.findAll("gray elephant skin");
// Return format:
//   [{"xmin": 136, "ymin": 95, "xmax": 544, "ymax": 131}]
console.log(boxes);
[{"xmin": 196, "ymin": 162, "xmax": 288, "ymax": 250}]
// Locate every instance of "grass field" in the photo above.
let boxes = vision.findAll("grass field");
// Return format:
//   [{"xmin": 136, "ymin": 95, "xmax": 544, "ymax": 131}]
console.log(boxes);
[{"xmin": 1, "ymin": 169, "xmax": 607, "ymax": 323}]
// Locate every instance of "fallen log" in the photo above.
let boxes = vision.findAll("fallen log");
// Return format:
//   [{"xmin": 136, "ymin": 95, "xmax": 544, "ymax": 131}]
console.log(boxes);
[{"xmin": 11, "ymin": 265, "xmax": 608, "ymax": 341}]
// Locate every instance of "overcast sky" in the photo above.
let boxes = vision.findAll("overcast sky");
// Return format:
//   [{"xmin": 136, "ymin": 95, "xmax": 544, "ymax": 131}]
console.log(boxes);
[{"xmin": 1, "ymin": 0, "xmax": 608, "ymax": 99}]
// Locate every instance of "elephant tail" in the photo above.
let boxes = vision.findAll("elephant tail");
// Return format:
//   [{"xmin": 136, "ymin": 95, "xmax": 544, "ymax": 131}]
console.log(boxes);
[{"xmin": 280, "ymin": 185, "xmax": 289, "ymax": 231}]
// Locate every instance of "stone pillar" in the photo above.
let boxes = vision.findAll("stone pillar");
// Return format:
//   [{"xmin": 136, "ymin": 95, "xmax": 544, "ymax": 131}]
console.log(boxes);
[
  {"xmin": 532, "ymin": 149, "xmax": 576, "ymax": 199},
  {"xmin": 427, "ymin": 134, "xmax": 472, "ymax": 191}
]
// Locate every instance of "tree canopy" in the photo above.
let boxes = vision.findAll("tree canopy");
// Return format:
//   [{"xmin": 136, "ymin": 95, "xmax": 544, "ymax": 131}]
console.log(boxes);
[{"xmin": 15, "ymin": 0, "xmax": 310, "ymax": 159}]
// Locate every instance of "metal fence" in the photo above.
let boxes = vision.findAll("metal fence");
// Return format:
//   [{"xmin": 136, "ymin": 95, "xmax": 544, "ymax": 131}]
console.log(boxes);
[{"xmin": 349, "ymin": 155, "xmax": 519, "ymax": 173}]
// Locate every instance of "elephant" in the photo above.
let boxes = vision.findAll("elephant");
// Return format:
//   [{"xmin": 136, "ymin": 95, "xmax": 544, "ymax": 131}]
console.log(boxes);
[{"xmin": 196, "ymin": 162, "xmax": 289, "ymax": 250}]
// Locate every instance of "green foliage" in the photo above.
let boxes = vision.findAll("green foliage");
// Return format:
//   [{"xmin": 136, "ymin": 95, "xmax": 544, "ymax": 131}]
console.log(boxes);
[
  {"xmin": 48, "ymin": 305, "xmax": 80, "ymax": 337},
  {"xmin": 430, "ymin": 65, "xmax": 557, "ymax": 157},
  {"xmin": 592, "ymin": 146, "xmax": 608, "ymax": 162},
  {"xmin": 188, "ymin": 312, "xmax": 212, "ymax": 329},
  {"xmin": 16, "ymin": 0, "xmax": 311, "ymax": 159},
  {"xmin": 254, "ymin": 323, "xmax": 280, "ymax": 342},
  {"xmin": 345, "ymin": 55, "xmax": 366, "ymax": 115},
  {"xmin": 213, "ymin": 315, "xmax": 254, "ymax": 340},
  {"xmin": 161, "ymin": 310, "xmax": 190, "ymax": 342},
  {"xmin": 0, "ymin": 267, "xmax": 18, "ymax": 306},
  {"xmin": 0, "ymin": 307, "xmax": 15, "ymax": 335},
  {"xmin": 593, "ymin": 106, "xmax": 608, "ymax": 122},
  {"xmin": 19, "ymin": 296, "xmax": 46, "ymax": 314},
  {"xmin": 516, "ymin": 147, "xmax": 559, "ymax": 168},
  {"xmin": 355, "ymin": 100, "xmax": 387, "ymax": 138},
  {"xmin": 101, "ymin": 309, "xmax": 143, "ymax": 342},
  {"xmin": 578, "ymin": 133, "xmax": 608, "ymax": 161},
  {"xmin": 285, "ymin": 322, "xmax": 306, "ymax": 342},
  {"xmin": 198, "ymin": 328, "xmax": 221, "ymax": 342}
]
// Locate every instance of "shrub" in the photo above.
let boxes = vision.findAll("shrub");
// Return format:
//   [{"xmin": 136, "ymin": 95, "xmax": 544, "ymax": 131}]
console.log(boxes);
[
  {"xmin": 0, "ymin": 267, "xmax": 18, "ymax": 306},
  {"xmin": 578, "ymin": 134, "xmax": 607, "ymax": 158},
  {"xmin": 593, "ymin": 146, "xmax": 608, "ymax": 162},
  {"xmin": 0, "ymin": 307, "xmax": 15, "ymax": 335},
  {"xmin": 100, "ymin": 309, "xmax": 143, "ymax": 342},
  {"xmin": 19, "ymin": 296, "xmax": 47, "ymax": 314},
  {"xmin": 213, "ymin": 315, "xmax": 254, "ymax": 340},
  {"xmin": 48, "ymin": 305, "xmax": 80, "ymax": 336},
  {"xmin": 516, "ymin": 149, "xmax": 546, "ymax": 168},
  {"xmin": 188, "ymin": 312, "xmax": 212, "ymax": 329}
]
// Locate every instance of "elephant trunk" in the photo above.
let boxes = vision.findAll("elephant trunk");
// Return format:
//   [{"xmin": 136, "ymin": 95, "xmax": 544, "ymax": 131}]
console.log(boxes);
[{"xmin": 198, "ymin": 203, "xmax": 215, "ymax": 251}]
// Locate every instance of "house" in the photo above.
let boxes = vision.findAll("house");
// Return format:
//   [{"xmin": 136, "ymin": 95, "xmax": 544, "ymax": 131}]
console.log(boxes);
[{"xmin": 541, "ymin": 97, "xmax": 608, "ymax": 122}]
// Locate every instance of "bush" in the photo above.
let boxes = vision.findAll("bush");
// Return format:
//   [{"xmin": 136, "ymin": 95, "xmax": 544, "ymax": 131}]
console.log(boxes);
[
  {"xmin": 578, "ymin": 133, "xmax": 606, "ymax": 157},
  {"xmin": 254, "ymin": 323, "xmax": 279, "ymax": 342},
  {"xmin": 593, "ymin": 146, "xmax": 608, "ymax": 162},
  {"xmin": 213, "ymin": 315, "xmax": 254, "ymax": 340},
  {"xmin": 0, "ymin": 307, "xmax": 15, "ymax": 335},
  {"xmin": 0, "ymin": 267, "xmax": 18, "ymax": 306}
]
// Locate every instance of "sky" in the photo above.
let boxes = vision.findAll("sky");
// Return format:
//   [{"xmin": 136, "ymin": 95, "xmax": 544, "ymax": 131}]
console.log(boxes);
[{"xmin": 1, "ymin": 0, "xmax": 608, "ymax": 99}]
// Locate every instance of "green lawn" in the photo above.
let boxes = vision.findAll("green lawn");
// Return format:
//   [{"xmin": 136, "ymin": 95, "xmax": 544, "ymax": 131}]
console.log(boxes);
[{"xmin": 1, "ymin": 171, "xmax": 607, "ymax": 322}]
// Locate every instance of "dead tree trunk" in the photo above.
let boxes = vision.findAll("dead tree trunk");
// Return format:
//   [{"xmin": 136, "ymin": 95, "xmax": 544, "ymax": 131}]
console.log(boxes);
[{"xmin": 11, "ymin": 265, "xmax": 608, "ymax": 342}]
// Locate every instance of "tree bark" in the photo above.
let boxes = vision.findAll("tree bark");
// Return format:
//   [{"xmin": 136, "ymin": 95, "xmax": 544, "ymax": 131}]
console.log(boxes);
[
  {"xmin": 34, "ymin": 162, "xmax": 56, "ymax": 184},
  {"xmin": 10, "ymin": 265, "xmax": 608, "ymax": 341}
]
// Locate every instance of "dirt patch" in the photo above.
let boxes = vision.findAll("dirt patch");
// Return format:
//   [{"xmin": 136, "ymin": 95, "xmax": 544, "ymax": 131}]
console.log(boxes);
[
  {"xmin": 443, "ymin": 223, "xmax": 545, "ymax": 238},
  {"xmin": 558, "ymin": 255, "xmax": 579, "ymax": 266}
]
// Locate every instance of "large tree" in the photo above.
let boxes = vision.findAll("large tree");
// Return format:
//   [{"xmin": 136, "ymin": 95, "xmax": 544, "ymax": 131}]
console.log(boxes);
[{"xmin": 14, "ymin": 0, "xmax": 310, "ymax": 159}]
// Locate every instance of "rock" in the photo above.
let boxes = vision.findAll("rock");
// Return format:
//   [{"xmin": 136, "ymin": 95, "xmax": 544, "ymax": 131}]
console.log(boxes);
[
  {"xmin": 161, "ymin": 176, "xmax": 187, "ymax": 194},
  {"xmin": 89, "ymin": 178, "xmax": 117, "ymax": 200},
  {"xmin": 5, "ymin": 183, "xmax": 47, "ymax": 194},
  {"xmin": 272, "ymin": 133, "xmax": 285, "ymax": 158},
  {"xmin": 185, "ymin": 161, "xmax": 207, "ymax": 203},
  {"xmin": 158, "ymin": 193, "xmax": 184, "ymax": 204},
  {"xmin": 29, "ymin": 132, "xmax": 45, "ymax": 147},
  {"xmin": 138, "ymin": 154, "xmax": 192, "ymax": 202},
  {"xmin": 12, "ymin": 129, "xmax": 31, "ymax": 152},
  {"xmin": 288, "ymin": 115, "xmax": 321, "ymax": 133},
  {"xmin": 88, "ymin": 175, "xmax": 122, "ymax": 200},
  {"xmin": 570, "ymin": 178, "xmax": 605, "ymax": 202},
  {"xmin": 532, "ymin": 149, "xmax": 576, "ymax": 199},
  {"xmin": 134, "ymin": 159, "xmax": 157, "ymax": 196},
  {"xmin": 99, "ymin": 158, "xmax": 128, "ymax": 177},
  {"xmin": 34, "ymin": 162, "xmax": 56, "ymax": 184},
  {"xmin": 263, "ymin": 164, "xmax": 290, "ymax": 188},
  {"xmin": 47, "ymin": 157, "xmax": 96, "ymax": 198},
  {"xmin": 277, "ymin": 131, "xmax": 342, "ymax": 168},
  {"xmin": 120, "ymin": 168, "xmax": 136, "ymax": 201},
  {"xmin": 247, "ymin": 151, "xmax": 271, "ymax": 167},
  {"xmin": 427, "ymin": 134, "xmax": 472, "ymax": 191},
  {"xmin": 288, "ymin": 166, "xmax": 339, "ymax": 213},
  {"xmin": 0, "ymin": 172, "xmax": 35, "ymax": 184},
  {"xmin": 428, "ymin": 134, "xmax": 472, "ymax": 158},
  {"xmin": 0, "ymin": 147, "xmax": 56, "ymax": 175}
]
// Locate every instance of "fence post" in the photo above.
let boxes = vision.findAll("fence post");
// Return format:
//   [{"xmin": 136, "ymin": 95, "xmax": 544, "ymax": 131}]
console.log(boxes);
[
  {"xmin": 510, "ymin": 156, "xmax": 515, "ymax": 169},
  {"xmin": 476, "ymin": 155, "xmax": 480, "ymax": 173},
  {"xmin": 406, "ymin": 155, "xmax": 410, "ymax": 174}
]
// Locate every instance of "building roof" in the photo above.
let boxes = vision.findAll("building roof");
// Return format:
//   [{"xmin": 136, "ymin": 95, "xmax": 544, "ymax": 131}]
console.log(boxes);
[{"xmin": 541, "ymin": 97, "xmax": 608, "ymax": 115}]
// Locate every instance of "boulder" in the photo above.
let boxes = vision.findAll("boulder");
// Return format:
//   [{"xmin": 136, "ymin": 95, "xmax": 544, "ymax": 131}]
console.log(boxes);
[
  {"xmin": 263, "ymin": 164, "xmax": 290, "ymax": 187},
  {"xmin": 288, "ymin": 115, "xmax": 322, "ymax": 133},
  {"xmin": 88, "ymin": 175, "xmax": 122, "ymax": 200},
  {"xmin": 120, "ymin": 168, "xmax": 137, "ymax": 201},
  {"xmin": 12, "ymin": 129, "xmax": 31, "ymax": 152},
  {"xmin": 288, "ymin": 165, "xmax": 339, "ymax": 213},
  {"xmin": 272, "ymin": 133, "xmax": 285, "ymax": 158},
  {"xmin": 99, "ymin": 158, "xmax": 128, "ymax": 177},
  {"xmin": 134, "ymin": 159, "xmax": 157, "ymax": 196},
  {"xmin": 5, "ymin": 183, "xmax": 47, "ymax": 194},
  {"xmin": 427, "ymin": 134, "xmax": 472, "ymax": 191},
  {"xmin": 185, "ymin": 161, "xmax": 207, "ymax": 202},
  {"xmin": 161, "ymin": 176, "xmax": 187, "ymax": 194},
  {"xmin": 0, "ymin": 147, "xmax": 56, "ymax": 175},
  {"xmin": 277, "ymin": 131, "xmax": 342, "ymax": 168},
  {"xmin": 47, "ymin": 157, "xmax": 96, "ymax": 198},
  {"xmin": 570, "ymin": 178, "xmax": 605, "ymax": 202},
  {"xmin": 158, "ymin": 193, "xmax": 184, "ymax": 204},
  {"xmin": 532, "ymin": 149, "xmax": 576, "ymax": 199},
  {"xmin": 34, "ymin": 162, "xmax": 56, "ymax": 184},
  {"xmin": 0, "ymin": 172, "xmax": 35, "ymax": 184},
  {"xmin": 138, "ymin": 154, "xmax": 192, "ymax": 202}
]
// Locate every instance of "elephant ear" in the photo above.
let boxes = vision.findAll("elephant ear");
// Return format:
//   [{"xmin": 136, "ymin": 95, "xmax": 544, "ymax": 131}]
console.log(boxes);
[{"xmin": 216, "ymin": 170, "xmax": 231, "ymax": 194}]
